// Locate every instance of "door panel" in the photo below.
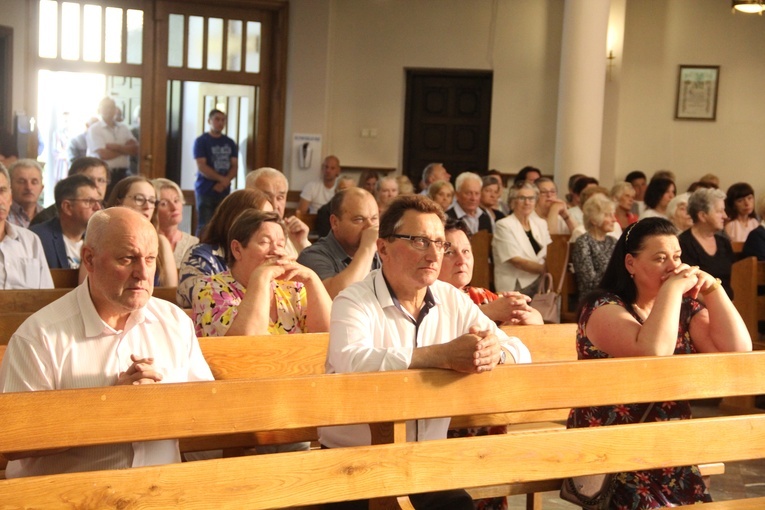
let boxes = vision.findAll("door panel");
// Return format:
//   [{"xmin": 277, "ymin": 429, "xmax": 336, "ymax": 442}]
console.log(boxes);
[{"xmin": 403, "ymin": 70, "xmax": 493, "ymax": 187}]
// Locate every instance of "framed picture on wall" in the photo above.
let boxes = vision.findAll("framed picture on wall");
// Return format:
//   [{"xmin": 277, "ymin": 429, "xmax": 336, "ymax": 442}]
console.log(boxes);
[{"xmin": 675, "ymin": 65, "xmax": 720, "ymax": 121}]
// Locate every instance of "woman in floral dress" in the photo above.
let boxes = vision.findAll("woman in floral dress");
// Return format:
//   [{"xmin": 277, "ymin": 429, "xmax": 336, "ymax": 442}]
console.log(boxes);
[
  {"xmin": 568, "ymin": 217, "xmax": 751, "ymax": 508},
  {"xmin": 192, "ymin": 209, "xmax": 331, "ymax": 337}
]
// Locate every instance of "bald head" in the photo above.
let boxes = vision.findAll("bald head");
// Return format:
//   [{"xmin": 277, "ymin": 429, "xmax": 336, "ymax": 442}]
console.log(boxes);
[{"xmin": 85, "ymin": 207, "xmax": 156, "ymax": 252}]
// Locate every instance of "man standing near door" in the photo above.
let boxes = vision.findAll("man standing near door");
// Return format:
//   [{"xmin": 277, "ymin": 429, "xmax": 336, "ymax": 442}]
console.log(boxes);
[
  {"xmin": 86, "ymin": 98, "xmax": 137, "ymax": 197},
  {"xmin": 193, "ymin": 109, "xmax": 238, "ymax": 236}
]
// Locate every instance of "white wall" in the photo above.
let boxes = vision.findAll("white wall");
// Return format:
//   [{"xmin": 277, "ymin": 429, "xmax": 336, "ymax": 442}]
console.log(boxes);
[{"xmin": 616, "ymin": 0, "xmax": 765, "ymax": 193}]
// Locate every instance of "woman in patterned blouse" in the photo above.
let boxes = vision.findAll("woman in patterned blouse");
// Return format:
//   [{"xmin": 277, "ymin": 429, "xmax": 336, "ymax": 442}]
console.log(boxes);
[
  {"xmin": 567, "ymin": 217, "xmax": 750, "ymax": 508},
  {"xmin": 571, "ymin": 193, "xmax": 618, "ymax": 297},
  {"xmin": 191, "ymin": 209, "xmax": 331, "ymax": 337}
]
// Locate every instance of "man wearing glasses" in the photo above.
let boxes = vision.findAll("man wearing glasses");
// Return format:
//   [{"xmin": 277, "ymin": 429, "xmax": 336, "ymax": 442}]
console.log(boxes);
[
  {"xmin": 31, "ymin": 175, "xmax": 101, "ymax": 269},
  {"xmin": 319, "ymin": 194, "xmax": 530, "ymax": 510},
  {"xmin": 30, "ymin": 157, "xmax": 110, "ymax": 227}
]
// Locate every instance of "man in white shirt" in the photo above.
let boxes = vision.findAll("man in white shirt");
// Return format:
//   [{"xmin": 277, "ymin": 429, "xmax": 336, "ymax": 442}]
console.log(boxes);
[
  {"xmin": 0, "ymin": 207, "xmax": 213, "ymax": 478},
  {"xmin": 319, "ymin": 194, "xmax": 530, "ymax": 510},
  {"xmin": 0, "ymin": 164, "xmax": 53, "ymax": 289},
  {"xmin": 86, "ymin": 97, "xmax": 138, "ymax": 192},
  {"xmin": 297, "ymin": 155, "xmax": 340, "ymax": 215}
]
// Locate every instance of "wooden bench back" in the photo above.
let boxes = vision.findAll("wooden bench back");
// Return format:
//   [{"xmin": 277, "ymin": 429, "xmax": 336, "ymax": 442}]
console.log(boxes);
[
  {"xmin": 469, "ymin": 230, "xmax": 493, "ymax": 290},
  {"xmin": 1, "ymin": 352, "xmax": 764, "ymax": 509},
  {"xmin": 49, "ymin": 268, "xmax": 79, "ymax": 288},
  {"xmin": 0, "ymin": 286, "xmax": 179, "ymax": 314},
  {"xmin": 732, "ymin": 256, "xmax": 765, "ymax": 341}
]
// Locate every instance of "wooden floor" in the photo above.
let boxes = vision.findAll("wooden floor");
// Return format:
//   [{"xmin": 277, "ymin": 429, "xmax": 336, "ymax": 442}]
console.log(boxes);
[{"xmin": 506, "ymin": 401, "xmax": 765, "ymax": 509}]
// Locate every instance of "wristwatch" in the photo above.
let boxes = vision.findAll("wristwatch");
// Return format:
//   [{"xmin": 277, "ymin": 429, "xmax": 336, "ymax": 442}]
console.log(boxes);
[{"xmin": 499, "ymin": 349, "xmax": 507, "ymax": 365}]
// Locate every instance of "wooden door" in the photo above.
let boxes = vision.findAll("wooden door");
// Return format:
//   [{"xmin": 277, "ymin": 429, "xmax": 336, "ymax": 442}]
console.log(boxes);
[
  {"xmin": 153, "ymin": 1, "xmax": 288, "ymax": 181},
  {"xmin": 403, "ymin": 70, "xmax": 493, "ymax": 187}
]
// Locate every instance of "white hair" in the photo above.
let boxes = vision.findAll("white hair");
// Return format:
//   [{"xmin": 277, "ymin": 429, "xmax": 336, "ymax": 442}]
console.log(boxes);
[{"xmin": 455, "ymin": 172, "xmax": 482, "ymax": 191}]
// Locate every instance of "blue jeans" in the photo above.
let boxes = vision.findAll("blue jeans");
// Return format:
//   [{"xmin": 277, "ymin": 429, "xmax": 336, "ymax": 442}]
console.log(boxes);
[{"xmin": 196, "ymin": 192, "xmax": 226, "ymax": 237}]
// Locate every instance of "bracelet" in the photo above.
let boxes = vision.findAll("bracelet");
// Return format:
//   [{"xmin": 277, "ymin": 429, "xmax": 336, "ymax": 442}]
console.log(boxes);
[{"xmin": 702, "ymin": 278, "xmax": 722, "ymax": 296}]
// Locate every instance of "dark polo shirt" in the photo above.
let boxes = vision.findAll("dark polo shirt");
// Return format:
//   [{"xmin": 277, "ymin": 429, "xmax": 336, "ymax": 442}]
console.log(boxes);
[{"xmin": 297, "ymin": 230, "xmax": 381, "ymax": 280}]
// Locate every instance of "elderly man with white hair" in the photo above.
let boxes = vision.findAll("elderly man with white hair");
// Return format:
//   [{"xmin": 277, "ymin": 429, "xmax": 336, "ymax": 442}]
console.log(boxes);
[
  {"xmin": 245, "ymin": 167, "xmax": 311, "ymax": 256},
  {"xmin": 445, "ymin": 171, "xmax": 493, "ymax": 234}
]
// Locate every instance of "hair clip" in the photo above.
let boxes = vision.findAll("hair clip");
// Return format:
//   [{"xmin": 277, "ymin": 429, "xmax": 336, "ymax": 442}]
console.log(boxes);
[{"xmin": 625, "ymin": 222, "xmax": 638, "ymax": 245}]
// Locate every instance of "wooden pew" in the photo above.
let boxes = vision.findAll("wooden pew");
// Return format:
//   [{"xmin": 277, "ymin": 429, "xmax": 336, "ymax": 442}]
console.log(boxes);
[
  {"xmin": 49, "ymin": 268, "xmax": 79, "ymax": 288},
  {"xmin": 0, "ymin": 352, "xmax": 763, "ymax": 509},
  {"xmin": 469, "ymin": 230, "xmax": 493, "ymax": 291},
  {"xmin": 0, "ymin": 314, "xmax": 29, "ymax": 346},
  {"xmin": 731, "ymin": 256, "xmax": 765, "ymax": 342},
  {"xmin": 546, "ymin": 234, "xmax": 577, "ymax": 322},
  {"xmin": 0, "ymin": 286, "xmax": 180, "ymax": 314}
]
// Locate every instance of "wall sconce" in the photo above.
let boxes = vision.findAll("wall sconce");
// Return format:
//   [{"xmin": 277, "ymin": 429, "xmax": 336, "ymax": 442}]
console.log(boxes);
[
  {"xmin": 607, "ymin": 50, "xmax": 616, "ymax": 81},
  {"xmin": 732, "ymin": 0, "xmax": 764, "ymax": 14}
]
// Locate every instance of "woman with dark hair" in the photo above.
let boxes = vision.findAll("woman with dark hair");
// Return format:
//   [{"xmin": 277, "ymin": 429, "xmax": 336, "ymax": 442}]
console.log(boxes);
[
  {"xmin": 358, "ymin": 170, "xmax": 379, "ymax": 194},
  {"xmin": 724, "ymin": 182, "xmax": 757, "ymax": 243},
  {"xmin": 639, "ymin": 177, "xmax": 675, "ymax": 219},
  {"xmin": 568, "ymin": 217, "xmax": 750, "ymax": 508},
  {"xmin": 176, "ymin": 189, "xmax": 273, "ymax": 308},
  {"xmin": 106, "ymin": 176, "xmax": 177, "ymax": 287},
  {"xmin": 679, "ymin": 188, "xmax": 734, "ymax": 298},
  {"xmin": 743, "ymin": 197, "xmax": 765, "ymax": 261},
  {"xmin": 191, "ymin": 209, "xmax": 331, "ymax": 337},
  {"xmin": 513, "ymin": 165, "xmax": 542, "ymax": 187}
]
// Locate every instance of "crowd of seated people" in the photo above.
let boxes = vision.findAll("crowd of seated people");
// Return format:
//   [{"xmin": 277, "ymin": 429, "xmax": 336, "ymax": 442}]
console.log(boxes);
[{"xmin": 1, "ymin": 154, "xmax": 763, "ymax": 510}]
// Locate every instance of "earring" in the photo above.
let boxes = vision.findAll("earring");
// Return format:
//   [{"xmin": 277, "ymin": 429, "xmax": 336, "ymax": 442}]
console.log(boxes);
[{"xmin": 629, "ymin": 273, "xmax": 634, "ymax": 279}]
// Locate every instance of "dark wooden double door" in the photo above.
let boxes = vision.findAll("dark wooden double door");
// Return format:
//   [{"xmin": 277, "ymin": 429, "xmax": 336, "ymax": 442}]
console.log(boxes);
[{"xmin": 403, "ymin": 70, "xmax": 493, "ymax": 186}]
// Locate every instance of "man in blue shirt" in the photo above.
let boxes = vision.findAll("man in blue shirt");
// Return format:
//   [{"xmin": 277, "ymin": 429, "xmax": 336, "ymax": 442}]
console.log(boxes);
[{"xmin": 193, "ymin": 109, "xmax": 238, "ymax": 235}]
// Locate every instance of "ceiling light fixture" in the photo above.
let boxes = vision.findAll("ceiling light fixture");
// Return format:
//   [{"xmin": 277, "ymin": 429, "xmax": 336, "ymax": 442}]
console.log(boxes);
[{"xmin": 732, "ymin": 0, "xmax": 765, "ymax": 14}]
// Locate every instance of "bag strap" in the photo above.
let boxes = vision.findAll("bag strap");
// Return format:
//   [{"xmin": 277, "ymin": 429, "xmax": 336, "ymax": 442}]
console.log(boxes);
[{"xmin": 554, "ymin": 239, "xmax": 571, "ymax": 295}]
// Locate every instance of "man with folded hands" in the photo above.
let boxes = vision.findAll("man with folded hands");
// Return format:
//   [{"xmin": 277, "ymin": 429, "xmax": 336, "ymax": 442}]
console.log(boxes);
[{"xmin": 0, "ymin": 207, "xmax": 213, "ymax": 478}]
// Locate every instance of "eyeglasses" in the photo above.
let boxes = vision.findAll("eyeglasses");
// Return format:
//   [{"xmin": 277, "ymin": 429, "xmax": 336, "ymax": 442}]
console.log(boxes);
[
  {"xmin": 67, "ymin": 198, "xmax": 101, "ymax": 208},
  {"xmin": 515, "ymin": 196, "xmax": 536, "ymax": 203},
  {"xmin": 127, "ymin": 194, "xmax": 157, "ymax": 207},
  {"xmin": 389, "ymin": 234, "xmax": 451, "ymax": 253},
  {"xmin": 91, "ymin": 177, "xmax": 110, "ymax": 186},
  {"xmin": 538, "ymin": 189, "xmax": 556, "ymax": 196}
]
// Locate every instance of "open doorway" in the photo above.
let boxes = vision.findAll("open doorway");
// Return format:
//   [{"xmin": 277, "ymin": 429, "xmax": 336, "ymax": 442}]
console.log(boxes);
[
  {"xmin": 36, "ymin": 71, "xmax": 141, "ymax": 205},
  {"xmin": 166, "ymin": 81, "xmax": 255, "ymax": 192}
]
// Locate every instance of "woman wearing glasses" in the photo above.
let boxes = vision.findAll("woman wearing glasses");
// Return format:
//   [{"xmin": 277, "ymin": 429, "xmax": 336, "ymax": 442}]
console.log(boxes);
[
  {"xmin": 106, "ymin": 176, "xmax": 178, "ymax": 287},
  {"xmin": 492, "ymin": 183, "xmax": 551, "ymax": 296},
  {"xmin": 152, "ymin": 178, "xmax": 199, "ymax": 267}
]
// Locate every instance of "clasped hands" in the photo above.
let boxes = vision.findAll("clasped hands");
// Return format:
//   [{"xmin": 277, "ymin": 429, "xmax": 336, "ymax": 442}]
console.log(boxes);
[
  {"xmin": 448, "ymin": 325, "xmax": 506, "ymax": 374},
  {"xmin": 660, "ymin": 263, "xmax": 718, "ymax": 299},
  {"xmin": 117, "ymin": 354, "xmax": 162, "ymax": 386}
]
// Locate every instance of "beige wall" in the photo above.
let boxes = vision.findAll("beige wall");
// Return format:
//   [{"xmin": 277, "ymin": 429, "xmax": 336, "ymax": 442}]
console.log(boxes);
[
  {"xmin": 285, "ymin": 0, "xmax": 564, "ymax": 187},
  {"xmin": 615, "ymin": 0, "xmax": 765, "ymax": 193}
]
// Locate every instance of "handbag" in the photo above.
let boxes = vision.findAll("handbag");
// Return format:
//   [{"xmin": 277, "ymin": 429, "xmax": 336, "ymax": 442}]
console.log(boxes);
[
  {"xmin": 530, "ymin": 273, "xmax": 561, "ymax": 323},
  {"xmin": 529, "ymin": 238, "xmax": 570, "ymax": 323},
  {"xmin": 560, "ymin": 403, "xmax": 655, "ymax": 509}
]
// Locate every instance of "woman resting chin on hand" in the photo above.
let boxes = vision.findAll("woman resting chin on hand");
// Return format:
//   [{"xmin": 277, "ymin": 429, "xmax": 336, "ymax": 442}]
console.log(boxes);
[{"xmin": 567, "ymin": 217, "xmax": 751, "ymax": 509}]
